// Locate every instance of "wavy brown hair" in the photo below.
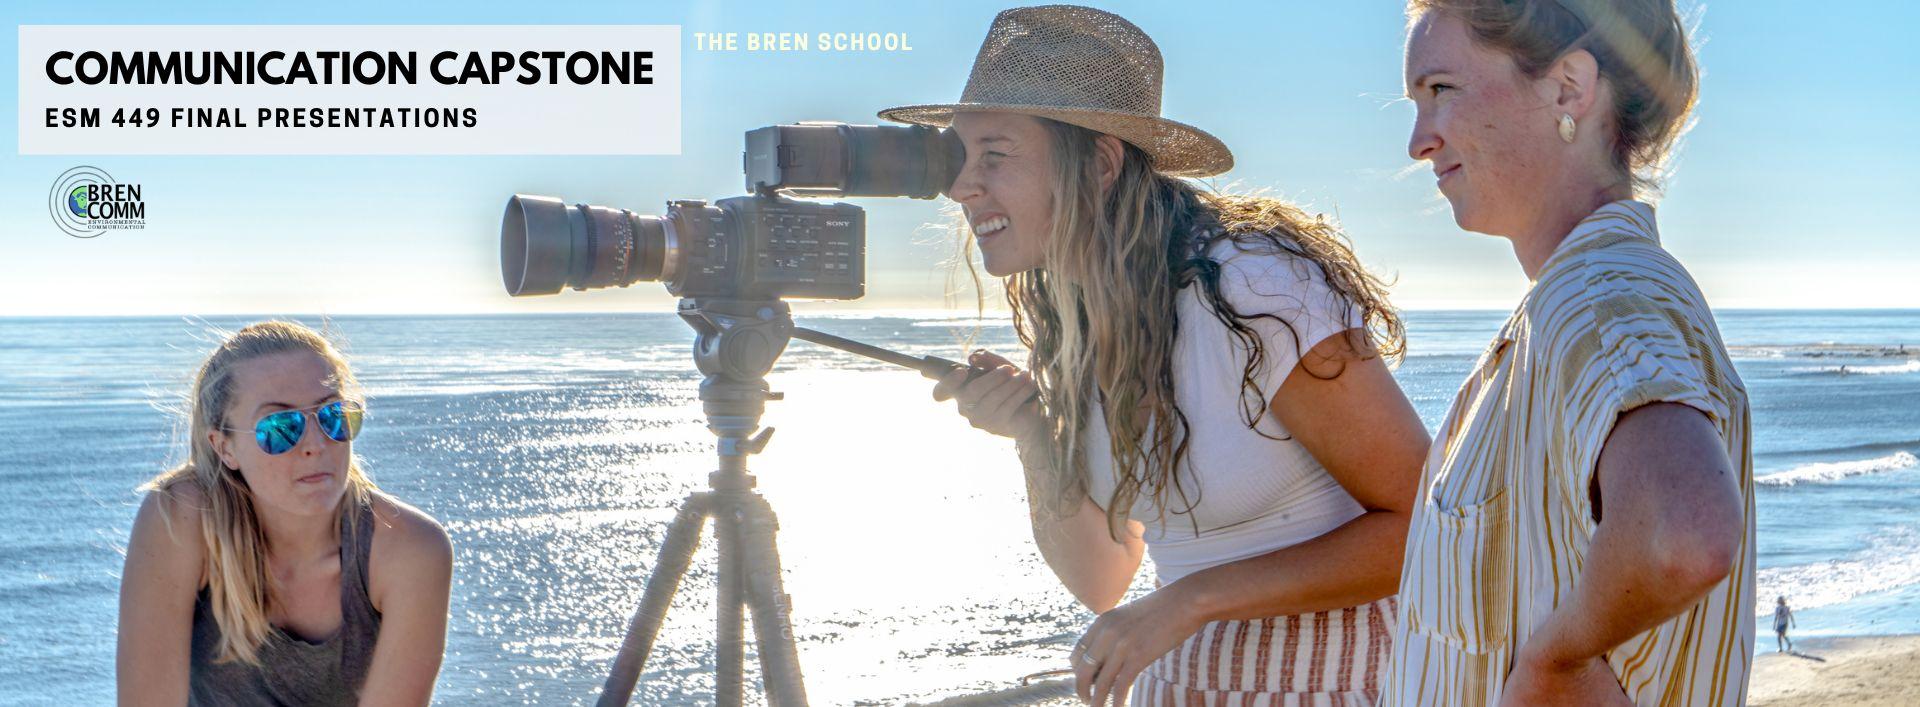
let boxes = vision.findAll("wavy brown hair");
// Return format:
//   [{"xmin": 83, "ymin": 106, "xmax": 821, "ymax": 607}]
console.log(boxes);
[
  {"xmin": 1409, "ymin": 0, "xmax": 1700, "ymax": 193},
  {"xmin": 963, "ymin": 118, "xmax": 1404, "ymax": 537}
]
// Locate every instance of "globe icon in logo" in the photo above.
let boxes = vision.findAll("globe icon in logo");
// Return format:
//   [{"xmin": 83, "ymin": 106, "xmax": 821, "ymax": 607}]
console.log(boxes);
[
  {"xmin": 68, "ymin": 186, "xmax": 90, "ymax": 218},
  {"xmin": 50, "ymin": 167, "xmax": 120, "ymax": 238}
]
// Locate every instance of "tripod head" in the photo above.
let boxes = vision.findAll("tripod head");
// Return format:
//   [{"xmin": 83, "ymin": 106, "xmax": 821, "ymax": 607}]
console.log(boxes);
[
  {"xmin": 680, "ymin": 298, "xmax": 793, "ymax": 382},
  {"xmin": 676, "ymin": 298, "xmax": 794, "ymax": 492}
]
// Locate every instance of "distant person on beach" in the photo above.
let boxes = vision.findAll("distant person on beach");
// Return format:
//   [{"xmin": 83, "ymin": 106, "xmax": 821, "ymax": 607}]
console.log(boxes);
[
  {"xmin": 1775, "ymin": 596, "xmax": 1796, "ymax": 652},
  {"xmin": 117, "ymin": 322, "xmax": 452, "ymax": 706},
  {"xmin": 897, "ymin": 6, "xmax": 1429, "ymax": 704},
  {"xmin": 1386, "ymin": 1, "xmax": 1756, "ymax": 706}
]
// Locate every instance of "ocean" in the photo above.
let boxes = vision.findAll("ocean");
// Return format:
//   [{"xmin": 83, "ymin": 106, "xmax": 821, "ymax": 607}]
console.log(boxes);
[{"xmin": 2, "ymin": 310, "xmax": 1916, "ymax": 705}]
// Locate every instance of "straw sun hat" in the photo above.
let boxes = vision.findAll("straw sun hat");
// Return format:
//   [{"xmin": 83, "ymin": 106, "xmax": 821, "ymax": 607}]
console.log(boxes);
[{"xmin": 878, "ymin": 4, "xmax": 1234, "ymax": 178}]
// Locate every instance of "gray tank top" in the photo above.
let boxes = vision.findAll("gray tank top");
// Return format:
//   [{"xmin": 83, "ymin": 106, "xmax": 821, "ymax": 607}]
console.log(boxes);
[{"xmin": 188, "ymin": 499, "xmax": 381, "ymax": 706}]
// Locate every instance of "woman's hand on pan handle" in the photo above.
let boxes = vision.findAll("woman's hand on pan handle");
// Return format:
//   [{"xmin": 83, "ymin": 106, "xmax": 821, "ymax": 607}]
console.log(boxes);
[
  {"xmin": 936, "ymin": 349, "xmax": 1148, "ymax": 613},
  {"xmin": 931, "ymin": 350, "xmax": 1045, "ymax": 440}
]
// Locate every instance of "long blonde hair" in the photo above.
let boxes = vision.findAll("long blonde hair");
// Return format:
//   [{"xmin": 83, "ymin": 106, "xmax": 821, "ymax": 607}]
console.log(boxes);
[
  {"xmin": 142, "ymin": 320, "xmax": 378, "ymax": 665},
  {"xmin": 978, "ymin": 119, "xmax": 1404, "ymax": 537}
]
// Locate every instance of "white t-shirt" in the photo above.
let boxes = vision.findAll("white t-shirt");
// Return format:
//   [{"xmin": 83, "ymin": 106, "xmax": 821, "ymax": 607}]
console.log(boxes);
[{"xmin": 1083, "ymin": 237, "xmax": 1368, "ymax": 585}]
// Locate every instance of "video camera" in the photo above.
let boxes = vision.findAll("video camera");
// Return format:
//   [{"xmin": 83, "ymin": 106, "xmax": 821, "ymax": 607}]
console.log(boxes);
[
  {"xmin": 500, "ymin": 122, "xmax": 964, "ymax": 301},
  {"xmin": 498, "ymin": 122, "xmax": 988, "ymax": 707}
]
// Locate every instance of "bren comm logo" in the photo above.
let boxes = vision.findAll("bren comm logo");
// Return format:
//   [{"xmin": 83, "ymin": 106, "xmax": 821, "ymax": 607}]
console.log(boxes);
[{"xmin": 49, "ymin": 166, "xmax": 145, "ymax": 238}]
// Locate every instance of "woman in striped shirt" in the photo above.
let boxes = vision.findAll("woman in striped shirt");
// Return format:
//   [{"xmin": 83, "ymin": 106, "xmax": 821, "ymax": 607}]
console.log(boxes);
[{"xmin": 1388, "ymin": 1, "xmax": 1754, "ymax": 705}]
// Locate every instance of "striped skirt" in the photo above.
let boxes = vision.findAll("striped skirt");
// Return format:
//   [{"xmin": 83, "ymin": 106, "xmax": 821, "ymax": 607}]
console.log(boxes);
[{"xmin": 1129, "ymin": 597, "xmax": 1397, "ymax": 707}]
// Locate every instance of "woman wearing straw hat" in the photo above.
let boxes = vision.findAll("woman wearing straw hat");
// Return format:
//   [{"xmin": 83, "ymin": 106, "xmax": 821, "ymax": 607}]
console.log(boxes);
[{"xmin": 892, "ymin": 6, "xmax": 1428, "ymax": 705}]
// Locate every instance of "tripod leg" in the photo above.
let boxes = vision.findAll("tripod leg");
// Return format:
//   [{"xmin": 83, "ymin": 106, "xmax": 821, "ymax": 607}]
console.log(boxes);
[
  {"xmin": 716, "ymin": 494, "xmax": 749, "ymax": 707},
  {"xmin": 739, "ymin": 494, "xmax": 809, "ymax": 706},
  {"xmin": 597, "ymin": 493, "xmax": 712, "ymax": 707}
]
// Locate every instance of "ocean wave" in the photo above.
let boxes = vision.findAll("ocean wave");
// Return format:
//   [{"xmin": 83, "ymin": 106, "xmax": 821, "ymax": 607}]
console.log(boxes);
[
  {"xmin": 797, "ymin": 309, "xmax": 998, "ymax": 320},
  {"xmin": 1765, "ymin": 438, "xmax": 1920, "ymax": 460},
  {"xmin": 1756, "ymin": 451, "xmax": 1918, "ymax": 487},
  {"xmin": 373, "ymin": 384, "xmax": 558, "ymax": 398},
  {"xmin": 1790, "ymin": 360, "xmax": 1920, "ymax": 376},
  {"xmin": 1758, "ymin": 527, "xmax": 1920, "ymax": 616},
  {"xmin": 1732, "ymin": 344, "xmax": 1917, "ymax": 359},
  {"xmin": 909, "ymin": 317, "xmax": 1014, "ymax": 328}
]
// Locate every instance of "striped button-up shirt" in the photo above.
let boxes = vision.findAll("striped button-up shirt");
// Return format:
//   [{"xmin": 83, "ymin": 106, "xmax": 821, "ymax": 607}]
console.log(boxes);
[{"xmin": 1383, "ymin": 200, "xmax": 1756, "ymax": 706}]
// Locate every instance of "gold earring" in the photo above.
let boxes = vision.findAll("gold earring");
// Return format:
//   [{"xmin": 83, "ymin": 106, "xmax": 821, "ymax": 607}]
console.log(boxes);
[{"xmin": 1558, "ymin": 113, "xmax": 1577, "ymax": 143}]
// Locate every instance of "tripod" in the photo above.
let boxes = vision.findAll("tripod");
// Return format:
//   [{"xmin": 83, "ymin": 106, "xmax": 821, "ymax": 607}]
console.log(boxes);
[
  {"xmin": 596, "ymin": 299, "xmax": 972, "ymax": 706},
  {"xmin": 596, "ymin": 298, "xmax": 807, "ymax": 706}
]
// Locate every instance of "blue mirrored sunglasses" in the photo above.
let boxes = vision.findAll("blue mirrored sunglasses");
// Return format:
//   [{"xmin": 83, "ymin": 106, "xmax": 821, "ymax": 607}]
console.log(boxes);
[{"xmin": 228, "ymin": 400, "xmax": 365, "ymax": 455}]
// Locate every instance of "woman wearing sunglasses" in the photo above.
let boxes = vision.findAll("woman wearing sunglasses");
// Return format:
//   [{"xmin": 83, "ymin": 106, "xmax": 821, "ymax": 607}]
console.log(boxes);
[{"xmin": 117, "ymin": 321, "xmax": 452, "ymax": 706}]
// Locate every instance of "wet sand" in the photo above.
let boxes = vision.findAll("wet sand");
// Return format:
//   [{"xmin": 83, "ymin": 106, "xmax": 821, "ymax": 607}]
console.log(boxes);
[{"xmin": 1749, "ymin": 635, "xmax": 1920, "ymax": 706}]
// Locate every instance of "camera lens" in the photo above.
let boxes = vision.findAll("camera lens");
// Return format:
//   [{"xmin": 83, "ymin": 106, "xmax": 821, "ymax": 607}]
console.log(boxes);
[
  {"xmin": 501, "ymin": 194, "xmax": 672, "ymax": 296},
  {"xmin": 501, "ymin": 195, "xmax": 568, "ymax": 296}
]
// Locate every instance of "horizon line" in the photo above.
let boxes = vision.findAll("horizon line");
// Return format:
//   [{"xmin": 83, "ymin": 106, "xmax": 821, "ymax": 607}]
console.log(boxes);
[{"xmin": 7, "ymin": 305, "xmax": 1920, "ymax": 320}]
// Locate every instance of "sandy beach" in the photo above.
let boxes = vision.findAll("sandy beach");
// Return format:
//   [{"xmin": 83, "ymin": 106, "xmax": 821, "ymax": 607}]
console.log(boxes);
[
  {"xmin": 1749, "ymin": 635, "xmax": 1920, "ymax": 706},
  {"xmin": 917, "ymin": 634, "xmax": 1920, "ymax": 705}
]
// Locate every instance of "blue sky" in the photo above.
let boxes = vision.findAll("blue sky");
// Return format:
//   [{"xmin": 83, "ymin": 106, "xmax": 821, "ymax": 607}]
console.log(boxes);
[{"xmin": 2, "ymin": 0, "xmax": 1914, "ymax": 315}]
